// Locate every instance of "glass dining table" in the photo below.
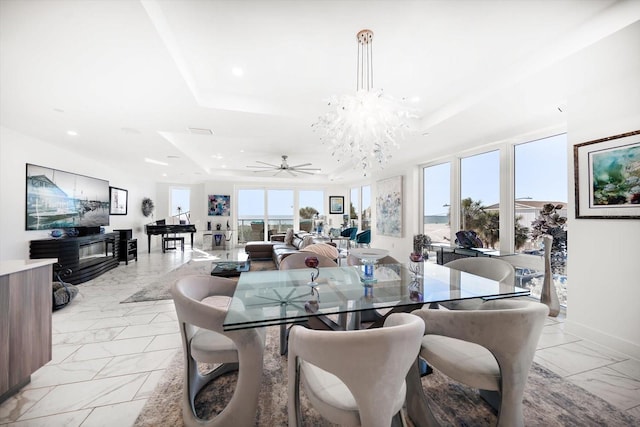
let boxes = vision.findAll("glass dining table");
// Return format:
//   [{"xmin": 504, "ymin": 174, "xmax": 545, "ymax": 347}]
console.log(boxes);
[{"xmin": 223, "ymin": 261, "xmax": 529, "ymax": 354}]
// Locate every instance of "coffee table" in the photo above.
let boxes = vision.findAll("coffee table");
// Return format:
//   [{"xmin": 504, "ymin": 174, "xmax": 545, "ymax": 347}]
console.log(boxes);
[{"xmin": 211, "ymin": 253, "xmax": 250, "ymax": 277}]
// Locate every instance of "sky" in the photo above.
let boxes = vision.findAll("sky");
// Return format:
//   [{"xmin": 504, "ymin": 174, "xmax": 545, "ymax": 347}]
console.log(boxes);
[{"xmin": 424, "ymin": 134, "xmax": 568, "ymax": 215}]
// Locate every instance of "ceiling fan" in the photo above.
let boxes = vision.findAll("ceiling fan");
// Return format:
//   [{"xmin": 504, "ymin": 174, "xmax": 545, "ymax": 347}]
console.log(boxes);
[{"xmin": 247, "ymin": 155, "xmax": 321, "ymax": 176}]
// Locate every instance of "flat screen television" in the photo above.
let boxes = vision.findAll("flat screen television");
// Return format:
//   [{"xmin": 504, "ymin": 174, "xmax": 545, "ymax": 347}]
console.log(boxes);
[{"xmin": 26, "ymin": 163, "xmax": 110, "ymax": 231}]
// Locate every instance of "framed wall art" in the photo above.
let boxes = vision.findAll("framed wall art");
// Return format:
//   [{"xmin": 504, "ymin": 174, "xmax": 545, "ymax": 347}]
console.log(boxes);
[
  {"xmin": 329, "ymin": 196, "xmax": 344, "ymax": 214},
  {"xmin": 376, "ymin": 175, "xmax": 403, "ymax": 237},
  {"xmin": 109, "ymin": 187, "xmax": 128, "ymax": 215},
  {"xmin": 208, "ymin": 194, "xmax": 230, "ymax": 216},
  {"xmin": 574, "ymin": 130, "xmax": 640, "ymax": 219}
]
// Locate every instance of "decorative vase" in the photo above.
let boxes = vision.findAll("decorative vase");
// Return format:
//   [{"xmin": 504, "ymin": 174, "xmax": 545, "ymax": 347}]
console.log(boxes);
[{"xmin": 540, "ymin": 235, "xmax": 560, "ymax": 317}]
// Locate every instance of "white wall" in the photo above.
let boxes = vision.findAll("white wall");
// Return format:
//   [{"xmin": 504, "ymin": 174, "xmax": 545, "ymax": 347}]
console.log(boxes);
[
  {"xmin": 0, "ymin": 126, "xmax": 156, "ymax": 260},
  {"xmin": 564, "ymin": 22, "xmax": 640, "ymax": 359}
]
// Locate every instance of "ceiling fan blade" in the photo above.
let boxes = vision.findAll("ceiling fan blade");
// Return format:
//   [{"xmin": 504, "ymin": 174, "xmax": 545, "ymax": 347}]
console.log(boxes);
[
  {"xmin": 289, "ymin": 163, "xmax": 312, "ymax": 168},
  {"xmin": 294, "ymin": 169, "xmax": 315, "ymax": 175},
  {"xmin": 255, "ymin": 160, "xmax": 281, "ymax": 167},
  {"xmin": 286, "ymin": 169, "xmax": 297, "ymax": 177},
  {"xmin": 293, "ymin": 167, "xmax": 321, "ymax": 171},
  {"xmin": 247, "ymin": 166, "xmax": 277, "ymax": 169}
]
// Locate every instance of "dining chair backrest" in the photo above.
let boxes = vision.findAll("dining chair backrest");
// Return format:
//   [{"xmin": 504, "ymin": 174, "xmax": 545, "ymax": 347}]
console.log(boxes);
[
  {"xmin": 341, "ymin": 227, "xmax": 358, "ymax": 240},
  {"xmin": 288, "ymin": 313, "xmax": 424, "ymax": 427},
  {"xmin": 171, "ymin": 275, "xmax": 265, "ymax": 427}
]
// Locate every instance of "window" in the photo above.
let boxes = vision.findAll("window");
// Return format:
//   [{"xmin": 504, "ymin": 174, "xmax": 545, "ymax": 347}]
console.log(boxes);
[
  {"xmin": 514, "ymin": 134, "xmax": 568, "ymax": 305},
  {"xmin": 238, "ymin": 189, "xmax": 264, "ymax": 243},
  {"xmin": 423, "ymin": 163, "xmax": 451, "ymax": 243},
  {"xmin": 460, "ymin": 150, "xmax": 500, "ymax": 248},
  {"xmin": 350, "ymin": 187, "xmax": 359, "ymax": 228},
  {"xmin": 361, "ymin": 185, "xmax": 371, "ymax": 231},
  {"xmin": 170, "ymin": 187, "xmax": 190, "ymax": 224},
  {"xmin": 299, "ymin": 190, "xmax": 324, "ymax": 232},
  {"xmin": 268, "ymin": 189, "xmax": 294, "ymax": 237}
]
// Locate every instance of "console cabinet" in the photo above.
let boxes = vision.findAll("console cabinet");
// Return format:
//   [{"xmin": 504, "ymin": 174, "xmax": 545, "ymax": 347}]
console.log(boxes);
[
  {"xmin": 30, "ymin": 233, "xmax": 119, "ymax": 284},
  {"xmin": 0, "ymin": 260, "xmax": 55, "ymax": 403}
]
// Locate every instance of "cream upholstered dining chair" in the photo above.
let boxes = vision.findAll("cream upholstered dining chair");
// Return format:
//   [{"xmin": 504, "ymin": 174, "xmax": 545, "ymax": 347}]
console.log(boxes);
[
  {"xmin": 288, "ymin": 313, "xmax": 425, "ymax": 427},
  {"xmin": 171, "ymin": 275, "xmax": 266, "ymax": 427},
  {"xmin": 407, "ymin": 299, "xmax": 549, "ymax": 427},
  {"xmin": 441, "ymin": 257, "xmax": 515, "ymax": 310}
]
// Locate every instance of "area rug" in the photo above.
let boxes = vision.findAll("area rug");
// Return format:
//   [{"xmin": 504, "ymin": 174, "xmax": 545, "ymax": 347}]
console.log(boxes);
[
  {"xmin": 134, "ymin": 326, "xmax": 639, "ymax": 427},
  {"xmin": 121, "ymin": 259, "xmax": 276, "ymax": 303}
]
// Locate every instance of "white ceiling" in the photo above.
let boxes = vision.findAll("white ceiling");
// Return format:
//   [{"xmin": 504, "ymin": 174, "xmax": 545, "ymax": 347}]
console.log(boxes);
[{"xmin": 0, "ymin": 0, "xmax": 635, "ymax": 184}]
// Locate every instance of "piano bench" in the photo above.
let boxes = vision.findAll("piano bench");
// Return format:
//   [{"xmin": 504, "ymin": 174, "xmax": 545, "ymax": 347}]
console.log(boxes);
[{"xmin": 163, "ymin": 237, "xmax": 184, "ymax": 252}]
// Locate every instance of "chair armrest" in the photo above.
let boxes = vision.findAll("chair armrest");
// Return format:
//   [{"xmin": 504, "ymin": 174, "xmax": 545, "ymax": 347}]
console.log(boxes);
[{"xmin": 270, "ymin": 234, "xmax": 285, "ymax": 242}]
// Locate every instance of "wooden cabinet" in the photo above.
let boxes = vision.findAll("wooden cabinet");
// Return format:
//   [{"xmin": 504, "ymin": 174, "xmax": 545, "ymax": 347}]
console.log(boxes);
[
  {"xmin": 0, "ymin": 260, "xmax": 55, "ymax": 403},
  {"xmin": 30, "ymin": 233, "xmax": 119, "ymax": 284}
]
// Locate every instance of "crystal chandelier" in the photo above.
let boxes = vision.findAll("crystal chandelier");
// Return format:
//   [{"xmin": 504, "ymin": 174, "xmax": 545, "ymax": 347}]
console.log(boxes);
[{"xmin": 313, "ymin": 29, "xmax": 416, "ymax": 175}]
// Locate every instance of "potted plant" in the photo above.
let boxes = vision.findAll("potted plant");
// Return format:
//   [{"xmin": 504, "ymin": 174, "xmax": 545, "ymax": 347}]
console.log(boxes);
[{"xmin": 530, "ymin": 203, "xmax": 567, "ymax": 274}]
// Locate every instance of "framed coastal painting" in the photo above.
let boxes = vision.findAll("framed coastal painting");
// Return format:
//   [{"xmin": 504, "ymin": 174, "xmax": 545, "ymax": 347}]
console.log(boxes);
[
  {"xmin": 208, "ymin": 195, "xmax": 230, "ymax": 216},
  {"xmin": 574, "ymin": 130, "xmax": 640, "ymax": 219},
  {"xmin": 329, "ymin": 196, "xmax": 344, "ymax": 214},
  {"xmin": 376, "ymin": 175, "xmax": 403, "ymax": 237},
  {"xmin": 109, "ymin": 187, "xmax": 128, "ymax": 215}
]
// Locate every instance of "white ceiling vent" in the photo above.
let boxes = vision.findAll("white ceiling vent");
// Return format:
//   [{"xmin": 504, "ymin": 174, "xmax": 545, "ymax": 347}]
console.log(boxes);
[{"xmin": 187, "ymin": 127, "xmax": 213, "ymax": 135}]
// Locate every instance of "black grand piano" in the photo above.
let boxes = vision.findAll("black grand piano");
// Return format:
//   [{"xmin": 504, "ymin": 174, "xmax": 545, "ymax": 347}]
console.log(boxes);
[{"xmin": 145, "ymin": 219, "xmax": 196, "ymax": 253}]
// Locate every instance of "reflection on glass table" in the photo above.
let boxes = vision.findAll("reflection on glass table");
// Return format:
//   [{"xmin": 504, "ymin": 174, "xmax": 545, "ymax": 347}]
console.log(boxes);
[{"xmin": 223, "ymin": 262, "xmax": 529, "ymax": 354}]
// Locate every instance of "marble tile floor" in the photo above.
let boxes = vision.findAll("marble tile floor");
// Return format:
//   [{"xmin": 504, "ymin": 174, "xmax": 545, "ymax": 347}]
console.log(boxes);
[{"xmin": 1, "ymin": 246, "xmax": 639, "ymax": 426}]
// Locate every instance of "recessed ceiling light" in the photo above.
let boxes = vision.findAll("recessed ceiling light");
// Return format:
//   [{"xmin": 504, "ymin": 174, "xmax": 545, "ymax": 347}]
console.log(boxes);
[
  {"xmin": 162, "ymin": 173, "xmax": 167, "ymax": 177},
  {"xmin": 211, "ymin": 154, "xmax": 223, "ymax": 159},
  {"xmin": 145, "ymin": 157, "xmax": 169, "ymax": 166},
  {"xmin": 239, "ymin": 149, "xmax": 245, "ymax": 153},
  {"xmin": 410, "ymin": 96, "xmax": 421, "ymax": 103},
  {"xmin": 67, "ymin": 130, "xmax": 78, "ymax": 136},
  {"xmin": 232, "ymin": 67, "xmax": 244, "ymax": 77},
  {"xmin": 221, "ymin": 165, "xmax": 227, "ymax": 169}
]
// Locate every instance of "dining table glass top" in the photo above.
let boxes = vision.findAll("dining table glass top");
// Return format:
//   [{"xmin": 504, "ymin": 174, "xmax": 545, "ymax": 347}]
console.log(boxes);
[{"xmin": 223, "ymin": 262, "xmax": 529, "ymax": 331}]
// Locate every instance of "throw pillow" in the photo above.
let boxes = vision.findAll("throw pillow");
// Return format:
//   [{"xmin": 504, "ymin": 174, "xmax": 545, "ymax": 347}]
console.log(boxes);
[
  {"xmin": 300, "ymin": 243, "xmax": 339, "ymax": 260},
  {"xmin": 284, "ymin": 228, "xmax": 294, "ymax": 245},
  {"xmin": 299, "ymin": 235, "xmax": 315, "ymax": 250}
]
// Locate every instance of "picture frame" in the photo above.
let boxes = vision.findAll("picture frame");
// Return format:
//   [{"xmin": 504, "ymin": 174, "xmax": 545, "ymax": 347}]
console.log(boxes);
[
  {"xmin": 208, "ymin": 194, "xmax": 231, "ymax": 216},
  {"xmin": 109, "ymin": 186, "xmax": 128, "ymax": 215},
  {"xmin": 574, "ymin": 130, "xmax": 640, "ymax": 219},
  {"xmin": 376, "ymin": 175, "xmax": 403, "ymax": 237},
  {"xmin": 329, "ymin": 196, "xmax": 344, "ymax": 214}
]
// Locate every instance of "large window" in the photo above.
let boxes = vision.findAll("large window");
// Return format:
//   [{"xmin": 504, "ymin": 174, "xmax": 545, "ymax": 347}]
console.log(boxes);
[
  {"xmin": 361, "ymin": 185, "xmax": 371, "ymax": 231},
  {"xmin": 299, "ymin": 190, "xmax": 324, "ymax": 232},
  {"xmin": 350, "ymin": 187, "xmax": 359, "ymax": 228},
  {"xmin": 268, "ymin": 189, "xmax": 294, "ymax": 237},
  {"xmin": 170, "ymin": 187, "xmax": 190, "ymax": 223},
  {"xmin": 238, "ymin": 189, "xmax": 265, "ymax": 242},
  {"xmin": 514, "ymin": 134, "xmax": 568, "ymax": 305},
  {"xmin": 460, "ymin": 150, "xmax": 500, "ymax": 248},
  {"xmin": 423, "ymin": 163, "xmax": 451, "ymax": 243},
  {"xmin": 420, "ymin": 133, "xmax": 569, "ymax": 307}
]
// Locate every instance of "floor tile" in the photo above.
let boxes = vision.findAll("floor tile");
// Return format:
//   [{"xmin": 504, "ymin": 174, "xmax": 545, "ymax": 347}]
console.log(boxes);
[
  {"xmin": 114, "ymin": 322, "xmax": 179, "ymax": 340},
  {"xmin": 568, "ymin": 365, "xmax": 640, "ymax": 410},
  {"xmin": 0, "ymin": 387, "xmax": 53, "ymax": 424},
  {"xmin": 94, "ymin": 349, "xmax": 176, "ymax": 379},
  {"xmin": 25, "ymin": 359, "xmax": 111, "ymax": 389},
  {"xmin": 18, "ymin": 373, "xmax": 148, "ymax": 420},
  {"xmin": 65, "ymin": 337, "xmax": 154, "ymax": 362},
  {"xmin": 144, "ymin": 333, "xmax": 181, "ymax": 352},
  {"xmin": 7, "ymin": 409, "xmax": 91, "ymax": 427},
  {"xmin": 79, "ymin": 399, "xmax": 147, "ymax": 427},
  {"xmin": 534, "ymin": 340, "xmax": 627, "ymax": 377}
]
